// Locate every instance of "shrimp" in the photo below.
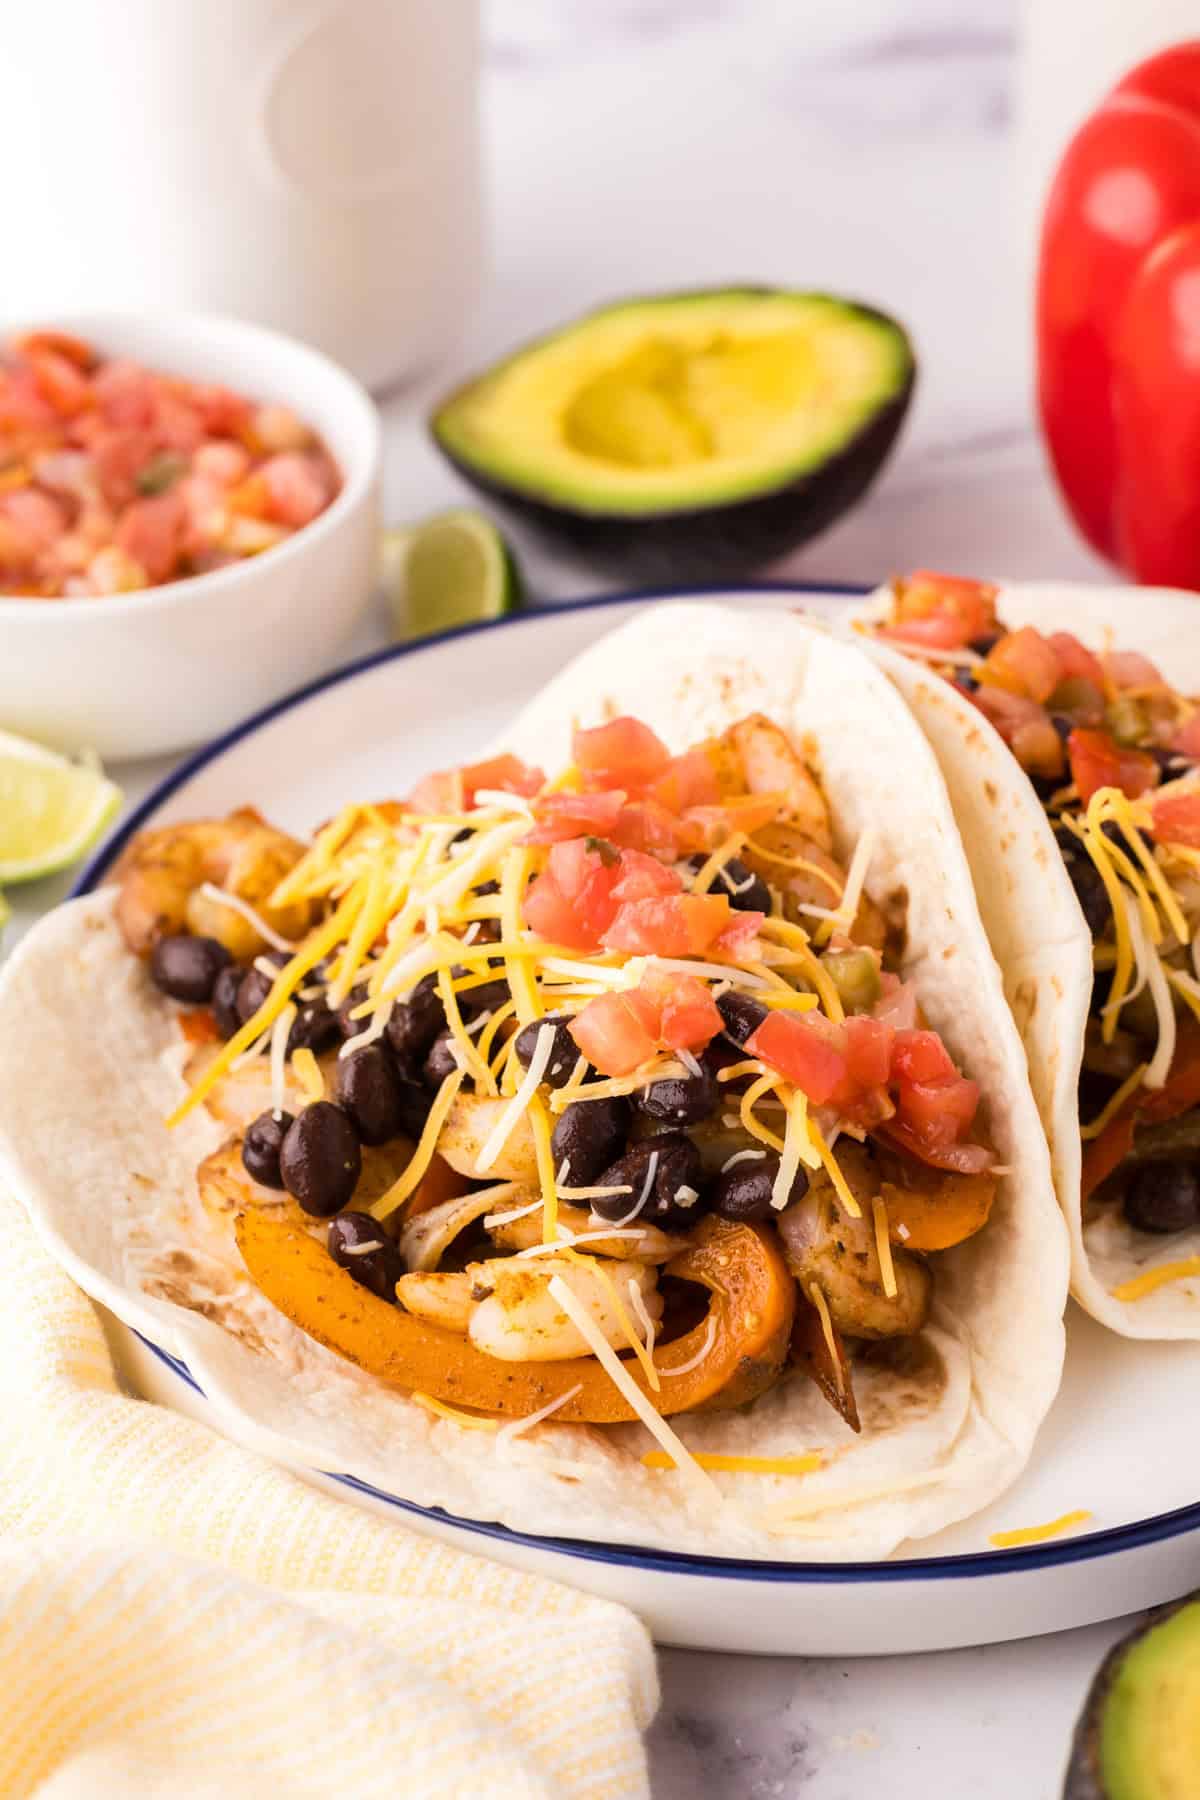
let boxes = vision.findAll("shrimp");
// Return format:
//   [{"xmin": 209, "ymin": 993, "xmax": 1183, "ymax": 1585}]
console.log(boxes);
[
  {"xmin": 395, "ymin": 1270, "xmax": 474, "ymax": 1334},
  {"xmin": 438, "ymin": 1093, "xmax": 540, "ymax": 1184},
  {"xmin": 776, "ymin": 1144, "xmax": 931, "ymax": 1339},
  {"xmin": 723, "ymin": 714, "xmax": 833, "ymax": 852},
  {"xmin": 466, "ymin": 1256, "xmax": 661, "ymax": 1362},
  {"xmin": 113, "ymin": 806, "xmax": 313, "ymax": 958},
  {"xmin": 487, "ymin": 1200, "xmax": 683, "ymax": 1262}
]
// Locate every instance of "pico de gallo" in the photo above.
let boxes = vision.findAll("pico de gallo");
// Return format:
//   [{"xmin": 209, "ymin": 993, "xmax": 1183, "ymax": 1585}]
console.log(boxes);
[
  {"xmin": 113, "ymin": 709, "xmax": 999, "ymax": 1453},
  {"xmin": 0, "ymin": 330, "xmax": 340, "ymax": 598},
  {"xmin": 875, "ymin": 572, "xmax": 1200, "ymax": 1245}
]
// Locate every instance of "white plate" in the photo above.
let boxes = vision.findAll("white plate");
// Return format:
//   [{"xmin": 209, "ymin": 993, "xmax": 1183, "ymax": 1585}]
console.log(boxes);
[{"xmin": 72, "ymin": 587, "xmax": 1200, "ymax": 1656}]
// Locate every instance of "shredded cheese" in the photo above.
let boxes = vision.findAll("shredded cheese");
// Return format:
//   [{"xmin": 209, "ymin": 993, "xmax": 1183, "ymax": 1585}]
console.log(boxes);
[
  {"xmin": 689, "ymin": 833, "xmax": 747, "ymax": 895},
  {"xmin": 268, "ymin": 1003, "xmax": 297, "ymax": 1115},
  {"xmin": 740, "ymin": 1072, "xmax": 787, "ymax": 1153},
  {"xmin": 291, "ymin": 1046, "xmax": 325, "ymax": 1103},
  {"xmin": 412, "ymin": 1391, "xmax": 498, "ymax": 1432},
  {"xmin": 496, "ymin": 1384, "xmax": 582, "ymax": 1443},
  {"xmin": 988, "ymin": 1510, "xmax": 1092, "ymax": 1549},
  {"xmin": 369, "ymin": 1069, "xmax": 466, "ymax": 1221},
  {"xmin": 1079, "ymin": 1062, "xmax": 1148, "ymax": 1140},
  {"xmin": 500, "ymin": 845, "xmax": 542, "ymax": 1024},
  {"xmin": 1111, "ymin": 1257, "xmax": 1200, "ymax": 1302},
  {"xmin": 545, "ymin": 1273, "xmax": 721, "ymax": 1507},
  {"xmin": 436, "ymin": 963, "xmax": 496, "ymax": 1098},
  {"xmin": 475, "ymin": 1022, "xmax": 555, "ymax": 1171},
  {"xmin": 761, "ymin": 1467, "xmax": 945, "ymax": 1529},
  {"xmin": 642, "ymin": 1449, "xmax": 823, "ymax": 1474},
  {"xmin": 872, "ymin": 1195, "xmax": 897, "ymax": 1299},
  {"xmin": 659, "ymin": 1314, "xmax": 718, "ymax": 1378},
  {"xmin": 813, "ymin": 826, "xmax": 876, "ymax": 947},
  {"xmin": 527, "ymin": 1091, "xmax": 559, "ymax": 1243},
  {"xmin": 195, "ymin": 882, "xmax": 298, "ymax": 953},
  {"xmin": 773, "ymin": 1090, "xmax": 818, "ymax": 1212},
  {"xmin": 626, "ymin": 1276, "xmax": 658, "ymax": 1364},
  {"xmin": 809, "ymin": 1123, "xmax": 862, "ymax": 1219},
  {"xmin": 807, "ymin": 1282, "xmax": 843, "ymax": 1399},
  {"xmin": 551, "ymin": 1248, "xmax": 659, "ymax": 1391}
]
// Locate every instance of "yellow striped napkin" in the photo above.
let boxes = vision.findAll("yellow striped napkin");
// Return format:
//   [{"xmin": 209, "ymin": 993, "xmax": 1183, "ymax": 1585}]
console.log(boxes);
[{"xmin": 0, "ymin": 1190, "xmax": 657, "ymax": 1799}]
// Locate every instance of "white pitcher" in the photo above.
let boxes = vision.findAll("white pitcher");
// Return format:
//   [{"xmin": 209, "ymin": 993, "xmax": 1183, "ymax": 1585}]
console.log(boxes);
[{"xmin": 0, "ymin": 0, "xmax": 484, "ymax": 389}]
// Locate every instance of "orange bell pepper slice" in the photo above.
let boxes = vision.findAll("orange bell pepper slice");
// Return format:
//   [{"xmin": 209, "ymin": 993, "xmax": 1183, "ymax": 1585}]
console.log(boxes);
[{"xmin": 234, "ymin": 1209, "xmax": 794, "ymax": 1423}]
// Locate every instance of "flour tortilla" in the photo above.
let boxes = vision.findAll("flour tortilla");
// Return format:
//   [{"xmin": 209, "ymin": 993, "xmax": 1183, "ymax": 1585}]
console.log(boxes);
[
  {"xmin": 0, "ymin": 604, "xmax": 1067, "ymax": 1559},
  {"xmin": 858, "ymin": 580, "xmax": 1200, "ymax": 1340}
]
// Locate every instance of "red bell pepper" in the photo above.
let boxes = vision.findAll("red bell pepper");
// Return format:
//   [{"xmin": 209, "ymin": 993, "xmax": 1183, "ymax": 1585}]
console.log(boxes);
[{"xmin": 1037, "ymin": 42, "xmax": 1200, "ymax": 585}]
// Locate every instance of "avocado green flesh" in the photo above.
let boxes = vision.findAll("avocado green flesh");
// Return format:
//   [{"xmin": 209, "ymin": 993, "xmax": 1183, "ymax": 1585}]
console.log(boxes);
[
  {"xmin": 1092, "ymin": 1600, "xmax": 1200, "ymax": 1798},
  {"xmin": 432, "ymin": 289, "xmax": 913, "ymax": 517}
]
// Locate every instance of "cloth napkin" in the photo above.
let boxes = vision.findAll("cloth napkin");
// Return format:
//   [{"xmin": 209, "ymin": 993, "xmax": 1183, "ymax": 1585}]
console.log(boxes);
[{"xmin": 0, "ymin": 1190, "xmax": 658, "ymax": 1799}]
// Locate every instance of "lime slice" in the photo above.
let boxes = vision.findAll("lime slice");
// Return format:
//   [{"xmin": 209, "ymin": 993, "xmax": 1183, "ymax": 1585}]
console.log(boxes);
[
  {"xmin": 383, "ymin": 509, "xmax": 522, "ymax": 641},
  {"xmin": 0, "ymin": 729, "xmax": 123, "ymax": 884}
]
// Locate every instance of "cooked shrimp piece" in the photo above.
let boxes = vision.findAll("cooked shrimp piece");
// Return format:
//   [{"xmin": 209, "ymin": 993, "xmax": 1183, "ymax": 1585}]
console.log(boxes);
[
  {"xmin": 723, "ymin": 714, "xmax": 833, "ymax": 852},
  {"xmin": 777, "ymin": 1144, "xmax": 930, "ymax": 1339},
  {"xmin": 488, "ymin": 1200, "xmax": 683, "ymax": 1262},
  {"xmin": 466, "ymin": 1256, "xmax": 661, "ymax": 1362},
  {"xmin": 395, "ymin": 1271, "xmax": 474, "ymax": 1334},
  {"xmin": 114, "ymin": 807, "xmax": 312, "ymax": 957},
  {"xmin": 438, "ymin": 1093, "xmax": 540, "ymax": 1184},
  {"xmin": 742, "ymin": 821, "xmax": 887, "ymax": 950}
]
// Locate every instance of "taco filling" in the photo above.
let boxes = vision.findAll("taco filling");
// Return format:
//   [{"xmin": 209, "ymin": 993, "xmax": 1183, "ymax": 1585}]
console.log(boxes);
[
  {"xmin": 873, "ymin": 573, "xmax": 1200, "ymax": 1265},
  {"xmin": 117, "ymin": 708, "xmax": 999, "ymax": 1450}
]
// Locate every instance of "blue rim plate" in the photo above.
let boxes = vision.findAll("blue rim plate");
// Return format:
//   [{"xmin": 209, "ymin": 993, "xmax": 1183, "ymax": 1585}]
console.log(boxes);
[{"xmin": 77, "ymin": 583, "xmax": 1200, "ymax": 1586}]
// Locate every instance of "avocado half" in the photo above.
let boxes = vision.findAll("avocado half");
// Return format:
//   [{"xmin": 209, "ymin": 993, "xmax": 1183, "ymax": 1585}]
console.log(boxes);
[
  {"xmin": 430, "ymin": 288, "xmax": 915, "ymax": 581},
  {"xmin": 1065, "ymin": 1594, "xmax": 1200, "ymax": 1798}
]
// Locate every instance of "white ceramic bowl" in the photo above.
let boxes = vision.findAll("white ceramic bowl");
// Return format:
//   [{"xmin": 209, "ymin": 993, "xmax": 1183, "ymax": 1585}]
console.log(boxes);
[{"xmin": 0, "ymin": 311, "xmax": 382, "ymax": 760}]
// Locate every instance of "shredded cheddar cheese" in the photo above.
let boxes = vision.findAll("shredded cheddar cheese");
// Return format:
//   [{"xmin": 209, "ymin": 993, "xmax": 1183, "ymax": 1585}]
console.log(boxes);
[
  {"xmin": 1111, "ymin": 1257, "xmax": 1200, "ymax": 1303},
  {"xmin": 988, "ymin": 1510, "xmax": 1092, "ymax": 1549},
  {"xmin": 412, "ymin": 1392, "xmax": 499, "ymax": 1432},
  {"xmin": 1079, "ymin": 1062, "xmax": 1148, "ymax": 1141},
  {"xmin": 290, "ymin": 1047, "xmax": 325, "ymax": 1104},
  {"xmin": 872, "ymin": 1196, "xmax": 897, "ymax": 1299},
  {"xmin": 369, "ymin": 1069, "xmax": 466, "ymax": 1222},
  {"xmin": 641, "ymin": 1450, "xmax": 823, "ymax": 1475}
]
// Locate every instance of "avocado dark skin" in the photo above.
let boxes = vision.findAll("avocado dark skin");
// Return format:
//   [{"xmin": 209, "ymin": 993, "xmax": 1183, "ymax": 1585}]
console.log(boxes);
[
  {"xmin": 1064, "ymin": 1593, "xmax": 1200, "ymax": 1798},
  {"xmin": 430, "ymin": 288, "xmax": 916, "ymax": 583}
]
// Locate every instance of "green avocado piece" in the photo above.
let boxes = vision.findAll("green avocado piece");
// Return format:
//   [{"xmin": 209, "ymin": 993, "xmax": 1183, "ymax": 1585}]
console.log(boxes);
[
  {"xmin": 429, "ymin": 287, "xmax": 915, "ymax": 580},
  {"xmin": 1065, "ymin": 1595, "xmax": 1200, "ymax": 1798}
]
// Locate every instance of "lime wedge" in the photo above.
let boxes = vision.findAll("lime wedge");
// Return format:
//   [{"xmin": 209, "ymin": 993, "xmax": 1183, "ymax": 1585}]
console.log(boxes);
[
  {"xmin": 383, "ymin": 509, "xmax": 522, "ymax": 641},
  {"xmin": 0, "ymin": 729, "xmax": 123, "ymax": 884}
]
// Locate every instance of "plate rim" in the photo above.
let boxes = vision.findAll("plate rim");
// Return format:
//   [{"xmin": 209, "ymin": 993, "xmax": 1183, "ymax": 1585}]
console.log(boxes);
[{"xmin": 77, "ymin": 581, "xmax": 1200, "ymax": 1584}]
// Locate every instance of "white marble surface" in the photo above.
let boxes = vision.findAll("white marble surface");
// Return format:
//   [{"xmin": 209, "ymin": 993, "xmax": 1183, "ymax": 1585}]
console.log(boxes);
[{"xmin": 4, "ymin": 3, "xmax": 1150, "ymax": 1794}]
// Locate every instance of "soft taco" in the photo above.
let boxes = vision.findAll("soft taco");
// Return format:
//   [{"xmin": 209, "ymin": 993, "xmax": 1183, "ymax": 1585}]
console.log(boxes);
[
  {"xmin": 862, "ymin": 574, "xmax": 1200, "ymax": 1338},
  {"xmin": 0, "ymin": 604, "xmax": 1067, "ymax": 1558}
]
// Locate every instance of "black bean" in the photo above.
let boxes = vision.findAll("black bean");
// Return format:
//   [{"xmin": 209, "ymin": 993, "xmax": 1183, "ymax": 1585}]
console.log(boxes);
[
  {"xmin": 683, "ymin": 853, "xmax": 771, "ymax": 915},
  {"xmin": 712, "ymin": 1152, "xmax": 807, "ymax": 1222},
  {"xmin": 473, "ymin": 879, "xmax": 501, "ymax": 898},
  {"xmin": 212, "ymin": 963, "xmax": 244, "ymax": 1038},
  {"xmin": 328, "ymin": 1211, "xmax": 405, "ymax": 1302},
  {"xmin": 955, "ymin": 674, "xmax": 980, "ymax": 696},
  {"xmin": 968, "ymin": 632, "xmax": 1002, "ymax": 656},
  {"xmin": 1101, "ymin": 819, "xmax": 1151, "ymax": 854},
  {"xmin": 551, "ymin": 1097, "xmax": 630, "ymax": 1187},
  {"xmin": 335, "ymin": 1043, "xmax": 407, "ymax": 1145},
  {"xmin": 288, "ymin": 994, "xmax": 340, "ymax": 1056},
  {"xmin": 514, "ymin": 1014, "xmax": 584, "ymax": 1087},
  {"xmin": 453, "ymin": 961, "xmax": 509, "ymax": 1019},
  {"xmin": 591, "ymin": 1133, "xmax": 705, "ymax": 1228},
  {"xmin": 635, "ymin": 1064, "xmax": 719, "ymax": 1127},
  {"xmin": 385, "ymin": 974, "xmax": 444, "ymax": 1063},
  {"xmin": 241, "ymin": 1109, "xmax": 294, "ymax": 1189},
  {"xmin": 235, "ymin": 950, "xmax": 289, "ymax": 1025},
  {"xmin": 150, "ymin": 933, "xmax": 232, "ymax": 1004},
  {"xmin": 422, "ymin": 1030, "xmax": 460, "ymax": 1090},
  {"xmin": 279, "ymin": 1102, "xmax": 362, "ymax": 1216},
  {"xmin": 394, "ymin": 1072, "xmax": 434, "ymax": 1139},
  {"xmin": 1050, "ymin": 713, "xmax": 1076, "ymax": 745},
  {"xmin": 716, "ymin": 990, "xmax": 767, "ymax": 1047},
  {"xmin": 1150, "ymin": 744, "xmax": 1193, "ymax": 777},
  {"xmin": 1123, "ymin": 1162, "xmax": 1200, "ymax": 1235},
  {"xmin": 336, "ymin": 983, "xmax": 372, "ymax": 1039},
  {"xmin": 1054, "ymin": 829, "xmax": 1111, "ymax": 937}
]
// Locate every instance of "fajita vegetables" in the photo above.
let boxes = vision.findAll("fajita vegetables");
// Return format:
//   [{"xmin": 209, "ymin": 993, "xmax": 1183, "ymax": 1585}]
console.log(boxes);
[
  {"xmin": 865, "ymin": 574, "xmax": 1200, "ymax": 1335},
  {"xmin": 0, "ymin": 606, "xmax": 1065, "ymax": 1556}
]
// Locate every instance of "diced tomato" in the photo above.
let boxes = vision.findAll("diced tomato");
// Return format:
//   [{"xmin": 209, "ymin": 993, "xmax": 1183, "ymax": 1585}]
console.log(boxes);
[
  {"xmin": 85, "ymin": 425, "xmax": 158, "ymax": 509},
  {"xmin": 92, "ymin": 359, "xmax": 159, "ymax": 429},
  {"xmin": 1011, "ymin": 716, "xmax": 1066, "ymax": 780},
  {"xmin": 602, "ymin": 893, "xmax": 733, "ymax": 957},
  {"xmin": 27, "ymin": 349, "xmax": 92, "ymax": 417},
  {"xmin": 649, "ymin": 748, "xmax": 721, "ymax": 813},
  {"xmin": 982, "ymin": 627, "xmax": 1061, "ymax": 704},
  {"xmin": 683, "ymin": 795, "xmax": 781, "ymax": 847},
  {"xmin": 460, "ymin": 754, "xmax": 545, "ymax": 806},
  {"xmin": 189, "ymin": 383, "xmax": 254, "ymax": 438},
  {"xmin": 890, "ymin": 1028, "xmax": 957, "ymax": 1085},
  {"xmin": 568, "ymin": 991, "xmax": 658, "ymax": 1076},
  {"xmin": 525, "ymin": 789, "xmax": 626, "ymax": 845},
  {"xmin": 573, "ymin": 716, "xmax": 672, "ymax": 789},
  {"xmin": 568, "ymin": 968, "xmax": 721, "ymax": 1077},
  {"xmin": 712, "ymin": 909, "xmax": 764, "ymax": 958},
  {"xmin": 524, "ymin": 838, "xmax": 623, "ymax": 950},
  {"xmin": 873, "ymin": 974, "xmax": 918, "ymax": 1031},
  {"xmin": 887, "ymin": 571, "xmax": 997, "ymax": 647},
  {"xmin": 609, "ymin": 799, "xmax": 692, "ymax": 857},
  {"xmin": 11, "ymin": 331, "xmax": 96, "ymax": 370},
  {"xmin": 1103, "ymin": 648, "xmax": 1165, "ymax": 690},
  {"xmin": 895, "ymin": 1073, "xmax": 980, "ymax": 1146},
  {"xmin": 259, "ymin": 452, "xmax": 330, "ymax": 528},
  {"xmin": 969, "ymin": 685, "xmax": 1047, "ymax": 746},
  {"xmin": 609, "ymin": 849, "xmax": 682, "ymax": 903},
  {"xmin": 407, "ymin": 769, "xmax": 462, "ymax": 813},
  {"xmin": 1046, "ymin": 631, "xmax": 1106, "ymax": 692},
  {"xmin": 653, "ymin": 971, "xmax": 723, "ymax": 1051},
  {"xmin": 880, "ymin": 1117, "xmax": 994, "ymax": 1175},
  {"xmin": 745, "ymin": 1011, "xmax": 848, "ymax": 1106},
  {"xmin": 114, "ymin": 491, "xmax": 186, "ymax": 585},
  {"xmin": 1150, "ymin": 783, "xmax": 1200, "ymax": 849},
  {"xmin": 841, "ymin": 1015, "xmax": 895, "ymax": 1090},
  {"xmin": 1067, "ymin": 728, "xmax": 1159, "ymax": 804},
  {"xmin": 1172, "ymin": 713, "xmax": 1200, "ymax": 758},
  {"xmin": 1, "ymin": 487, "xmax": 67, "ymax": 550}
]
